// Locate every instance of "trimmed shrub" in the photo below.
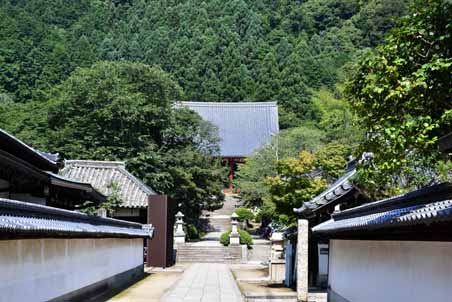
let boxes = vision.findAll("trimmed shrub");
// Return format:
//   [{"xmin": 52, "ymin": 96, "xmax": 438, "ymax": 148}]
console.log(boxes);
[
  {"xmin": 238, "ymin": 229, "xmax": 253, "ymax": 247},
  {"xmin": 234, "ymin": 208, "xmax": 255, "ymax": 222},
  {"xmin": 220, "ymin": 230, "xmax": 230, "ymax": 246},
  {"xmin": 186, "ymin": 224, "xmax": 199, "ymax": 240},
  {"xmin": 219, "ymin": 230, "xmax": 253, "ymax": 248}
]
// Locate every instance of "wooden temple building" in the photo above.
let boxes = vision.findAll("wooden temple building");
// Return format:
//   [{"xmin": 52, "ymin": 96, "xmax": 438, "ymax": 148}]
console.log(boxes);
[
  {"xmin": 0, "ymin": 129, "xmax": 105, "ymax": 208},
  {"xmin": 0, "ymin": 129, "xmax": 154, "ymax": 301},
  {"xmin": 181, "ymin": 102, "xmax": 279, "ymax": 188}
]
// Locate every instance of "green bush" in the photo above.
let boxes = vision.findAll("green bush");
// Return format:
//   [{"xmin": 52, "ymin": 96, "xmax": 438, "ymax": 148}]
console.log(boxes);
[
  {"xmin": 219, "ymin": 230, "xmax": 253, "ymax": 248},
  {"xmin": 186, "ymin": 224, "xmax": 199, "ymax": 240},
  {"xmin": 254, "ymin": 203, "xmax": 275, "ymax": 223},
  {"xmin": 220, "ymin": 230, "xmax": 230, "ymax": 246},
  {"xmin": 235, "ymin": 208, "xmax": 255, "ymax": 222},
  {"xmin": 238, "ymin": 230, "xmax": 253, "ymax": 247}
]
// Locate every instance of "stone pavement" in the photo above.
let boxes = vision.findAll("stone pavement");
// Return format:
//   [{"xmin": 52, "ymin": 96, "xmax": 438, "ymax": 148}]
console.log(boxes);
[
  {"xmin": 162, "ymin": 263, "xmax": 244, "ymax": 302},
  {"xmin": 106, "ymin": 270, "xmax": 183, "ymax": 302}
]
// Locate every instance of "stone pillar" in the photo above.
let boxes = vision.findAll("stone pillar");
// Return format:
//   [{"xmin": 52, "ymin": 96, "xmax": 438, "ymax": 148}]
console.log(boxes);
[
  {"xmin": 230, "ymin": 212, "xmax": 240, "ymax": 245},
  {"xmin": 174, "ymin": 211, "xmax": 186, "ymax": 244},
  {"xmin": 297, "ymin": 219, "xmax": 308, "ymax": 302}
]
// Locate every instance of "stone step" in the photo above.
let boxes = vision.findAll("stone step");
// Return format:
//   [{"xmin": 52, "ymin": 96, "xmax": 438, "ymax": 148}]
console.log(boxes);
[
  {"xmin": 200, "ymin": 217, "xmax": 232, "ymax": 233},
  {"xmin": 176, "ymin": 245, "xmax": 243, "ymax": 263}
]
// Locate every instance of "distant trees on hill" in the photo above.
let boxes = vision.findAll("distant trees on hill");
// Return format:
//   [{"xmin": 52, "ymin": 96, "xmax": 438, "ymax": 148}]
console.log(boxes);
[{"xmin": 0, "ymin": 0, "xmax": 411, "ymax": 127}]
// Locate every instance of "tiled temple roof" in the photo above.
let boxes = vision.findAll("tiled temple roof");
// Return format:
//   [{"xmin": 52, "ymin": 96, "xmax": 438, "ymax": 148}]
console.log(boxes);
[
  {"xmin": 0, "ymin": 129, "xmax": 60, "ymax": 172},
  {"xmin": 313, "ymin": 182, "xmax": 452, "ymax": 235},
  {"xmin": 180, "ymin": 102, "xmax": 279, "ymax": 157},
  {"xmin": 61, "ymin": 160, "xmax": 155, "ymax": 208},
  {"xmin": 0, "ymin": 198, "xmax": 153, "ymax": 239},
  {"xmin": 0, "ymin": 129, "xmax": 106, "ymax": 204},
  {"xmin": 47, "ymin": 172, "xmax": 107, "ymax": 202}
]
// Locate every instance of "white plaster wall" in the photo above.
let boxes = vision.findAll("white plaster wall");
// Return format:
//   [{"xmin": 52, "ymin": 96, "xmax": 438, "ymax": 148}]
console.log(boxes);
[
  {"xmin": 0, "ymin": 238, "xmax": 143, "ymax": 302},
  {"xmin": 318, "ymin": 243, "xmax": 329, "ymax": 275},
  {"xmin": 329, "ymin": 240, "xmax": 452, "ymax": 302}
]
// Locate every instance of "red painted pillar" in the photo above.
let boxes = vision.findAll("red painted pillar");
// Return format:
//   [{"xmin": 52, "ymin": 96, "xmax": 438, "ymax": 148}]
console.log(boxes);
[{"xmin": 228, "ymin": 158, "xmax": 234, "ymax": 189}]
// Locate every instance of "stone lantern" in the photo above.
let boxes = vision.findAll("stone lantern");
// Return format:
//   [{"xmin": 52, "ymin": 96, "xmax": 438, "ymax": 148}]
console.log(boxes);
[
  {"xmin": 230, "ymin": 212, "xmax": 240, "ymax": 245},
  {"xmin": 269, "ymin": 231, "xmax": 286, "ymax": 283},
  {"xmin": 270, "ymin": 231, "xmax": 284, "ymax": 260},
  {"xmin": 174, "ymin": 211, "xmax": 186, "ymax": 244}
]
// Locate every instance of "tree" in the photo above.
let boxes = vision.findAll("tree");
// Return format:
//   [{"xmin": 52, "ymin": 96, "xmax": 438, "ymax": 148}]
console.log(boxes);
[
  {"xmin": 46, "ymin": 61, "xmax": 225, "ymax": 220},
  {"xmin": 265, "ymin": 143, "xmax": 350, "ymax": 225},
  {"xmin": 265, "ymin": 151, "xmax": 327, "ymax": 225},
  {"xmin": 235, "ymin": 126, "xmax": 325, "ymax": 207},
  {"xmin": 346, "ymin": 0, "xmax": 452, "ymax": 197},
  {"xmin": 0, "ymin": 0, "xmax": 412, "ymax": 128},
  {"xmin": 312, "ymin": 88, "xmax": 363, "ymax": 146}
]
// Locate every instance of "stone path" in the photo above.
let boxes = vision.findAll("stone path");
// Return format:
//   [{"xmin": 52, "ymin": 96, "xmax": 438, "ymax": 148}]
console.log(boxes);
[
  {"xmin": 162, "ymin": 263, "xmax": 243, "ymax": 302},
  {"xmin": 105, "ymin": 269, "xmax": 183, "ymax": 302}
]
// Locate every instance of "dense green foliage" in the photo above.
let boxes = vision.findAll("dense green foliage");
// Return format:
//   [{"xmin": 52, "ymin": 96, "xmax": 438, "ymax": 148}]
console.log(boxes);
[
  {"xmin": 234, "ymin": 208, "xmax": 255, "ymax": 222},
  {"xmin": 235, "ymin": 89, "xmax": 361, "ymax": 207},
  {"xmin": 220, "ymin": 230, "xmax": 253, "ymax": 248},
  {"xmin": 347, "ymin": 0, "xmax": 452, "ymax": 197},
  {"xmin": 265, "ymin": 144, "xmax": 350, "ymax": 224},
  {"xmin": 186, "ymin": 224, "xmax": 200, "ymax": 240},
  {"xmin": 235, "ymin": 126, "xmax": 323, "ymax": 207},
  {"xmin": 0, "ymin": 0, "xmax": 421, "ymax": 221},
  {"xmin": 0, "ymin": 0, "xmax": 411, "ymax": 128},
  {"xmin": 3, "ymin": 61, "xmax": 225, "ymax": 220}
]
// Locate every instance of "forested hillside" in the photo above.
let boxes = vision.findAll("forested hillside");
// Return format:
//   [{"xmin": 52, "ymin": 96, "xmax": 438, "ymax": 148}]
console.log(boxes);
[
  {"xmin": 0, "ymin": 0, "xmax": 410, "ymax": 128},
  {"xmin": 1, "ymin": 0, "xmax": 432, "ymax": 221}
]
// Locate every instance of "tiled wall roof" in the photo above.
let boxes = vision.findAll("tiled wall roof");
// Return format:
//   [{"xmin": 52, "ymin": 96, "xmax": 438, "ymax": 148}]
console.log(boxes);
[
  {"xmin": 313, "ymin": 182, "xmax": 452, "ymax": 235},
  {"xmin": 293, "ymin": 168, "xmax": 356, "ymax": 216},
  {"xmin": 0, "ymin": 198, "xmax": 153, "ymax": 239},
  {"xmin": 61, "ymin": 160, "xmax": 155, "ymax": 208}
]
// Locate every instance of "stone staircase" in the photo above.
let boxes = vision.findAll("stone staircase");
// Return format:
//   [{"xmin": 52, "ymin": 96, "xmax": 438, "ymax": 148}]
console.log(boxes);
[
  {"xmin": 200, "ymin": 194, "xmax": 240, "ymax": 233},
  {"xmin": 176, "ymin": 245, "xmax": 242, "ymax": 263},
  {"xmin": 176, "ymin": 194, "xmax": 245, "ymax": 264},
  {"xmin": 200, "ymin": 216, "xmax": 231, "ymax": 233}
]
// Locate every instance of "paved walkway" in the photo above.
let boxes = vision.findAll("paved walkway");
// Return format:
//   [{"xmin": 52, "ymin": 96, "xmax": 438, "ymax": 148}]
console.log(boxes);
[
  {"xmin": 162, "ymin": 263, "xmax": 243, "ymax": 302},
  {"xmin": 106, "ymin": 269, "xmax": 183, "ymax": 302}
]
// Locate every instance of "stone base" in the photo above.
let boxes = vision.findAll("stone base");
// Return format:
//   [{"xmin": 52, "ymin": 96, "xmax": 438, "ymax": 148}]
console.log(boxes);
[
  {"xmin": 230, "ymin": 235, "xmax": 240, "ymax": 245},
  {"xmin": 269, "ymin": 259, "xmax": 286, "ymax": 283},
  {"xmin": 174, "ymin": 235, "xmax": 186, "ymax": 244}
]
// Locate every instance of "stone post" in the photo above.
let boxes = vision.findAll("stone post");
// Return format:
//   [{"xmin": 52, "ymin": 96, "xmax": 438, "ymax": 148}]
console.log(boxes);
[
  {"xmin": 297, "ymin": 219, "xmax": 309, "ymax": 302},
  {"xmin": 230, "ymin": 212, "xmax": 240, "ymax": 245},
  {"xmin": 174, "ymin": 211, "xmax": 186, "ymax": 244}
]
